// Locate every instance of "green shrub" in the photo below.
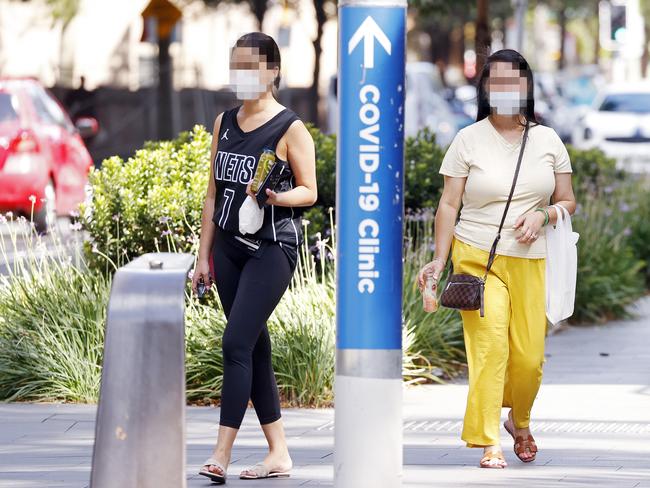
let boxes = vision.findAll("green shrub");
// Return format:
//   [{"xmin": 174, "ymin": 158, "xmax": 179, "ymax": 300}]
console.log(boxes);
[
  {"xmin": 567, "ymin": 145, "xmax": 625, "ymax": 194},
  {"xmin": 80, "ymin": 125, "xmax": 211, "ymax": 273},
  {"xmin": 0, "ymin": 215, "xmax": 456, "ymax": 405},
  {"xmin": 3, "ymin": 125, "xmax": 648, "ymax": 406},
  {"xmin": 80, "ymin": 124, "xmax": 446, "ymax": 266},
  {"xmin": 627, "ymin": 181, "xmax": 650, "ymax": 286},
  {"xmin": 0, "ymin": 219, "xmax": 109, "ymax": 402},
  {"xmin": 402, "ymin": 212, "xmax": 466, "ymax": 378},
  {"xmin": 404, "ymin": 128, "xmax": 446, "ymax": 211},
  {"xmin": 184, "ymin": 298, "xmax": 227, "ymax": 403},
  {"xmin": 563, "ymin": 145, "xmax": 648, "ymax": 321},
  {"xmin": 306, "ymin": 124, "xmax": 336, "ymax": 211},
  {"xmin": 303, "ymin": 127, "xmax": 446, "ymax": 239},
  {"xmin": 301, "ymin": 125, "xmax": 335, "ymax": 241},
  {"xmin": 571, "ymin": 184, "xmax": 646, "ymax": 323}
]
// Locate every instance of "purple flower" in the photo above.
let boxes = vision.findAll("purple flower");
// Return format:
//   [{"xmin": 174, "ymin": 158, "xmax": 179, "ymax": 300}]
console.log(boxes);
[
  {"xmin": 604, "ymin": 185, "xmax": 614, "ymax": 194},
  {"xmin": 619, "ymin": 203, "xmax": 630, "ymax": 213},
  {"xmin": 161, "ymin": 229, "xmax": 172, "ymax": 236},
  {"xmin": 159, "ymin": 216, "xmax": 171, "ymax": 224},
  {"xmin": 112, "ymin": 213, "xmax": 120, "ymax": 221},
  {"xmin": 623, "ymin": 227, "xmax": 632, "ymax": 236},
  {"xmin": 69, "ymin": 221, "xmax": 83, "ymax": 231}
]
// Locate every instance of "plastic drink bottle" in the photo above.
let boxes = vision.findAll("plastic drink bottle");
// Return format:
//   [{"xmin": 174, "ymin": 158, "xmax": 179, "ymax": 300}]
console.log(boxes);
[
  {"xmin": 250, "ymin": 148, "xmax": 276, "ymax": 194},
  {"xmin": 422, "ymin": 272, "xmax": 439, "ymax": 313}
]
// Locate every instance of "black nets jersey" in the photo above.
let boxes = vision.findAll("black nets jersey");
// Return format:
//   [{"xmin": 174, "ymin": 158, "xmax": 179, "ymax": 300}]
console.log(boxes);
[{"xmin": 212, "ymin": 105, "xmax": 304, "ymax": 267}]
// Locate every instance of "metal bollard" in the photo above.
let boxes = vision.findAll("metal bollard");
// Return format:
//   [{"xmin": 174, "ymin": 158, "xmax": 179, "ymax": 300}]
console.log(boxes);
[{"xmin": 90, "ymin": 252, "xmax": 194, "ymax": 488}]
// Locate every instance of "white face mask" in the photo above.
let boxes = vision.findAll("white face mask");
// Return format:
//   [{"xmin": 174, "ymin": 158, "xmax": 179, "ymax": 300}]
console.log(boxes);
[
  {"xmin": 229, "ymin": 69, "xmax": 269, "ymax": 100},
  {"xmin": 488, "ymin": 90, "xmax": 526, "ymax": 115}
]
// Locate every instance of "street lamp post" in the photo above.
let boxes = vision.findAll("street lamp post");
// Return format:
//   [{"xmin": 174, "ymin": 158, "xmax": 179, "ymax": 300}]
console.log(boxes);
[
  {"xmin": 335, "ymin": 0, "xmax": 406, "ymax": 487},
  {"xmin": 140, "ymin": 0, "xmax": 182, "ymax": 141}
]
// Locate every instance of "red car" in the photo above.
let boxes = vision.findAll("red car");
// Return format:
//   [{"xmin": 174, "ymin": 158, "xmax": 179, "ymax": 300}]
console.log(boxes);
[{"xmin": 0, "ymin": 78, "xmax": 97, "ymax": 232}]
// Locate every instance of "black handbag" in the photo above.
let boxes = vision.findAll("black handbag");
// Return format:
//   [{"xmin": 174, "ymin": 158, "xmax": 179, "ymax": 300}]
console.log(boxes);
[{"xmin": 440, "ymin": 121, "xmax": 530, "ymax": 317}]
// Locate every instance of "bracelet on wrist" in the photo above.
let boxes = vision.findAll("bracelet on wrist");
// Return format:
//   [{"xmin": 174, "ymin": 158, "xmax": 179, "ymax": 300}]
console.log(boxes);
[{"xmin": 535, "ymin": 207, "xmax": 549, "ymax": 226}]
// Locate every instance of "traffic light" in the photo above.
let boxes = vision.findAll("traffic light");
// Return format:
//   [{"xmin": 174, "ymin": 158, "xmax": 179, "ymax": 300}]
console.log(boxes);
[{"xmin": 610, "ymin": 4, "xmax": 627, "ymax": 42}]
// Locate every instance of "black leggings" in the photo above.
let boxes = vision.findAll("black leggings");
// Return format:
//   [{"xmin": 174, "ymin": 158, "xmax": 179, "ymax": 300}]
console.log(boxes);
[{"xmin": 212, "ymin": 228, "xmax": 294, "ymax": 429}]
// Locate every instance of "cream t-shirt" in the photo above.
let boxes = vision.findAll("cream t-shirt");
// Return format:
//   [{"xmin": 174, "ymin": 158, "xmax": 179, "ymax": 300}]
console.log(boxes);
[{"xmin": 439, "ymin": 117, "xmax": 572, "ymax": 259}]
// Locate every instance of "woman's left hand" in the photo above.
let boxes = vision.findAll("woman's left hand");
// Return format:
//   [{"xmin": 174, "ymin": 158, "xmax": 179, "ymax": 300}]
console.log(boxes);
[
  {"xmin": 264, "ymin": 188, "xmax": 280, "ymax": 205},
  {"xmin": 513, "ymin": 211, "xmax": 545, "ymax": 244},
  {"xmin": 245, "ymin": 183, "xmax": 281, "ymax": 205}
]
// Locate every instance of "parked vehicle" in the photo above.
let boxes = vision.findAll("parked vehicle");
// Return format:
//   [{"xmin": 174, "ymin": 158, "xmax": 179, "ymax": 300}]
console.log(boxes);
[
  {"xmin": 572, "ymin": 82, "xmax": 650, "ymax": 173},
  {"xmin": 0, "ymin": 78, "xmax": 98, "ymax": 232},
  {"xmin": 451, "ymin": 84, "xmax": 479, "ymax": 121},
  {"xmin": 403, "ymin": 62, "xmax": 458, "ymax": 146},
  {"xmin": 547, "ymin": 66, "xmax": 604, "ymax": 142}
]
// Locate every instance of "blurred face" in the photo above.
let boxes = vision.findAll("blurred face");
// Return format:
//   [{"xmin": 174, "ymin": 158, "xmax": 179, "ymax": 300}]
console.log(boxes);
[
  {"xmin": 229, "ymin": 46, "xmax": 279, "ymax": 100},
  {"xmin": 486, "ymin": 61, "xmax": 528, "ymax": 116}
]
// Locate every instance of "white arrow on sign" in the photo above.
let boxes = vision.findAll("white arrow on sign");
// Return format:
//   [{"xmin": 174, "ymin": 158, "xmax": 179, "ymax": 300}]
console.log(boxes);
[{"xmin": 347, "ymin": 16, "xmax": 391, "ymax": 69}]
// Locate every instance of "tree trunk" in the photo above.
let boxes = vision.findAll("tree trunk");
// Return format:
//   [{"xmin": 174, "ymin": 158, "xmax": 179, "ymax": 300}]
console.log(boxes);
[
  {"xmin": 594, "ymin": 0, "xmax": 600, "ymax": 65},
  {"xmin": 251, "ymin": 0, "xmax": 266, "ymax": 30},
  {"xmin": 309, "ymin": 0, "xmax": 326, "ymax": 125},
  {"xmin": 58, "ymin": 19, "xmax": 75, "ymax": 85},
  {"xmin": 449, "ymin": 22, "xmax": 465, "ymax": 69},
  {"xmin": 428, "ymin": 23, "xmax": 451, "ymax": 65},
  {"xmin": 558, "ymin": 7, "xmax": 567, "ymax": 70},
  {"xmin": 158, "ymin": 35, "xmax": 174, "ymax": 140},
  {"xmin": 475, "ymin": 0, "xmax": 490, "ymax": 76},
  {"xmin": 642, "ymin": 24, "xmax": 650, "ymax": 78}
]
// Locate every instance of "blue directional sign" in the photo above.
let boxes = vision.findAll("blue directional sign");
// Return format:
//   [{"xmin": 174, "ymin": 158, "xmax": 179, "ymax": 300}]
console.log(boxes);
[{"xmin": 336, "ymin": 5, "xmax": 405, "ymax": 350}]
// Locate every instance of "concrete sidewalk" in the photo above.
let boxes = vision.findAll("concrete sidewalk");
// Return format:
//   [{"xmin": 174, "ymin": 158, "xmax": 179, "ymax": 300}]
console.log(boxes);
[{"xmin": 1, "ymin": 299, "xmax": 649, "ymax": 487}]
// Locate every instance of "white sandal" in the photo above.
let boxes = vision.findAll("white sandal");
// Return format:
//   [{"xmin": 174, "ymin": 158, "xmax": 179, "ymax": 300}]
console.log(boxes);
[
  {"xmin": 239, "ymin": 462, "xmax": 291, "ymax": 479},
  {"xmin": 199, "ymin": 456, "xmax": 227, "ymax": 484}
]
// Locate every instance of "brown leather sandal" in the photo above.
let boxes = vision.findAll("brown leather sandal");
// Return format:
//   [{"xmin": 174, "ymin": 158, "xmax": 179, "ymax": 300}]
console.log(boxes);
[
  {"xmin": 479, "ymin": 449, "xmax": 507, "ymax": 469},
  {"xmin": 504, "ymin": 420, "xmax": 538, "ymax": 463}
]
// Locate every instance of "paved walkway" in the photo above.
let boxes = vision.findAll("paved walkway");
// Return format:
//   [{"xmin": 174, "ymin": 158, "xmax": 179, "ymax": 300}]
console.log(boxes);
[{"xmin": 1, "ymin": 298, "xmax": 649, "ymax": 487}]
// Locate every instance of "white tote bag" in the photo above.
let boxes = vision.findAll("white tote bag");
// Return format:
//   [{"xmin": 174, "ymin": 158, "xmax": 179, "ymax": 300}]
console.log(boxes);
[{"xmin": 545, "ymin": 204, "xmax": 579, "ymax": 325}]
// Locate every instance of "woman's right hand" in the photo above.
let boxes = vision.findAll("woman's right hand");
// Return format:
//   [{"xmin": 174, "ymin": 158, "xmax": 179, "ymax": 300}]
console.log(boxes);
[
  {"xmin": 417, "ymin": 258, "xmax": 445, "ymax": 292},
  {"xmin": 191, "ymin": 258, "xmax": 213, "ymax": 295}
]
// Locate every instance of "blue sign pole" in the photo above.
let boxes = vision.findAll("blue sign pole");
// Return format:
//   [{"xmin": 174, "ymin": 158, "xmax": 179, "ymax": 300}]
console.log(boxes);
[{"xmin": 334, "ymin": 1, "xmax": 406, "ymax": 487}]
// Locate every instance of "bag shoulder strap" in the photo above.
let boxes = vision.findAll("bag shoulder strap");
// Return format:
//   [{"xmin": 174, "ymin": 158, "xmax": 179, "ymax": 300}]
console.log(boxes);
[{"xmin": 482, "ymin": 120, "xmax": 530, "ymax": 280}]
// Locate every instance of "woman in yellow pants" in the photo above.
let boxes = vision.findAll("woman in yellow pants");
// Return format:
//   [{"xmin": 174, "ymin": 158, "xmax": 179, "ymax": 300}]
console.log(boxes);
[{"xmin": 417, "ymin": 49, "xmax": 576, "ymax": 468}]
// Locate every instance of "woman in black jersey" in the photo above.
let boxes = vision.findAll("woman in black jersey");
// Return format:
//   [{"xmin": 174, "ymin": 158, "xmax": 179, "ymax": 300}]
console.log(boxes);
[{"xmin": 191, "ymin": 32, "xmax": 317, "ymax": 483}]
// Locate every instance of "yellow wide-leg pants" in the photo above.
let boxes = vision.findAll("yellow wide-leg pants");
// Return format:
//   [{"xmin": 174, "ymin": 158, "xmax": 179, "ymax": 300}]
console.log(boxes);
[{"xmin": 450, "ymin": 237, "xmax": 547, "ymax": 447}]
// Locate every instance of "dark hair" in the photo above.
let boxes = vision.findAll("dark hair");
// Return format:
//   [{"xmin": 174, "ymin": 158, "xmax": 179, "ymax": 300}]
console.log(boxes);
[
  {"xmin": 475, "ymin": 49, "xmax": 538, "ymax": 126},
  {"xmin": 232, "ymin": 32, "xmax": 282, "ymax": 91}
]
